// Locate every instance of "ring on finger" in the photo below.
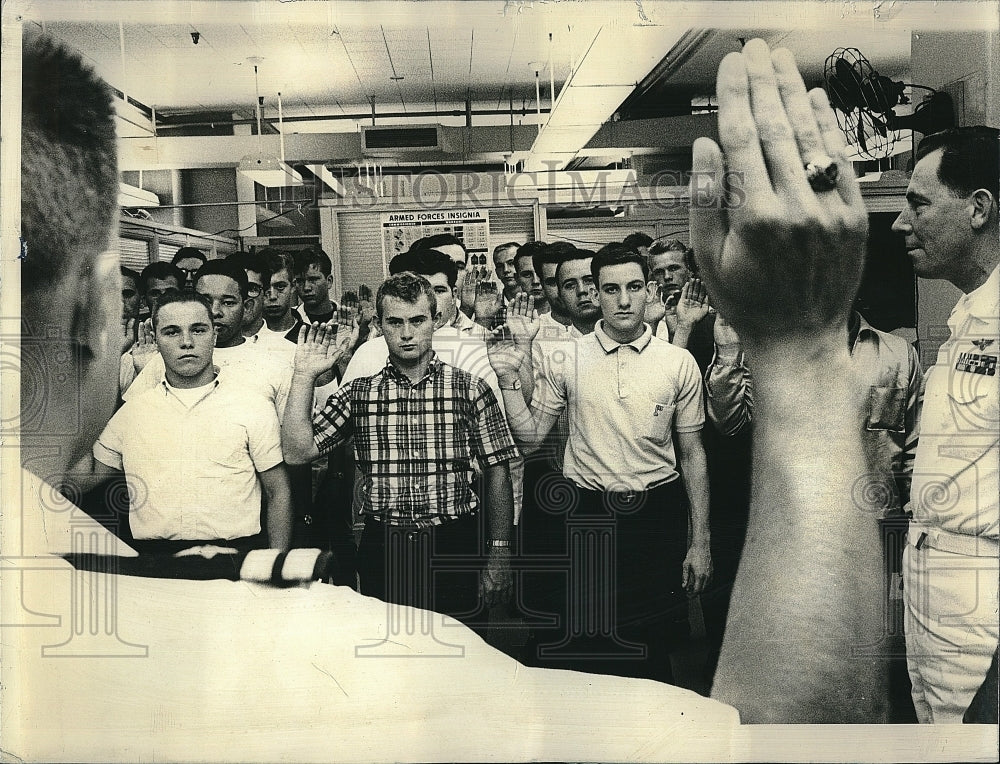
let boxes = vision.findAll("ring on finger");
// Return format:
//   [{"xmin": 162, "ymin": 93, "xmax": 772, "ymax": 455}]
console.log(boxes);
[{"xmin": 804, "ymin": 155, "xmax": 839, "ymax": 192}]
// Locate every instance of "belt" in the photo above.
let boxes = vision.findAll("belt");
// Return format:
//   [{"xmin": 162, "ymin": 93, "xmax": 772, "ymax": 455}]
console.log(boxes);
[
  {"xmin": 364, "ymin": 513, "xmax": 475, "ymax": 540},
  {"xmin": 580, "ymin": 477, "xmax": 675, "ymax": 498},
  {"xmin": 908, "ymin": 525, "xmax": 1000, "ymax": 558}
]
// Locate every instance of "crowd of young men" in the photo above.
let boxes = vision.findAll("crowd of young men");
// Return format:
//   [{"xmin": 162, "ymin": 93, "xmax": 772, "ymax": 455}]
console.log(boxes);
[{"xmin": 16, "ymin": 30, "xmax": 997, "ymax": 728}]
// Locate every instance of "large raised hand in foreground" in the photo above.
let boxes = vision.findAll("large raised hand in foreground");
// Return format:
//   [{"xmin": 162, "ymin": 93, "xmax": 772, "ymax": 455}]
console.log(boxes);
[{"xmin": 693, "ymin": 39, "xmax": 885, "ymax": 723}]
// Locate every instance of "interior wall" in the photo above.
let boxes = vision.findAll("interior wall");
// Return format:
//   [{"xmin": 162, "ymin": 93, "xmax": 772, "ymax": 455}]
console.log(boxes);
[
  {"xmin": 909, "ymin": 28, "xmax": 996, "ymax": 365},
  {"xmin": 181, "ymin": 168, "xmax": 240, "ymax": 236}
]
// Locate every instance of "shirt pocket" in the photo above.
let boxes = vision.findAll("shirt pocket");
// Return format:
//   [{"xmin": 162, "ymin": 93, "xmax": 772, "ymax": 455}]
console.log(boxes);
[
  {"xmin": 196, "ymin": 423, "xmax": 248, "ymax": 468},
  {"xmin": 866, "ymin": 386, "xmax": 907, "ymax": 432},
  {"xmin": 639, "ymin": 399, "xmax": 675, "ymax": 445}
]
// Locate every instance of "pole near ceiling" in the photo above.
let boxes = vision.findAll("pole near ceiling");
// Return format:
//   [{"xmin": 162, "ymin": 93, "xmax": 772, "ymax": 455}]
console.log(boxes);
[
  {"xmin": 278, "ymin": 92, "xmax": 286, "ymax": 162},
  {"xmin": 548, "ymin": 33, "xmax": 555, "ymax": 115},
  {"xmin": 509, "ymin": 89, "xmax": 515, "ymax": 153},
  {"xmin": 118, "ymin": 21, "xmax": 128, "ymax": 105},
  {"xmin": 155, "ymin": 107, "xmax": 551, "ymax": 130},
  {"xmin": 535, "ymin": 69, "xmax": 541, "ymax": 134},
  {"xmin": 254, "ymin": 65, "xmax": 263, "ymax": 147}
]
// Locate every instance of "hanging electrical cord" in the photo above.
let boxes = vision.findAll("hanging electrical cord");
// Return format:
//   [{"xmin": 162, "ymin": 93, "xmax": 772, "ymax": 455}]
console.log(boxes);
[{"xmin": 211, "ymin": 203, "xmax": 306, "ymax": 237}]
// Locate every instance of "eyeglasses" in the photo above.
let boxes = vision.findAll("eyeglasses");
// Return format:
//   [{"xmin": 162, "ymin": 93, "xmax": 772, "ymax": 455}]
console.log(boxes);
[
  {"xmin": 177, "ymin": 267, "xmax": 200, "ymax": 276},
  {"xmin": 246, "ymin": 284, "xmax": 263, "ymax": 298},
  {"xmin": 122, "ymin": 288, "xmax": 137, "ymax": 299}
]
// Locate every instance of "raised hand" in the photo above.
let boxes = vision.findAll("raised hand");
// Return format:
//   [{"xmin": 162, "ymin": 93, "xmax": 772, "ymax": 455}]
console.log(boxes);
[
  {"xmin": 675, "ymin": 278, "xmax": 710, "ymax": 328},
  {"xmin": 689, "ymin": 40, "xmax": 867, "ymax": 354},
  {"xmin": 485, "ymin": 325, "xmax": 529, "ymax": 380},
  {"xmin": 643, "ymin": 285, "xmax": 666, "ymax": 328},
  {"xmin": 503, "ymin": 292, "xmax": 539, "ymax": 346},
  {"xmin": 293, "ymin": 322, "xmax": 352, "ymax": 379},
  {"xmin": 130, "ymin": 318, "xmax": 158, "ymax": 372},
  {"xmin": 333, "ymin": 306, "xmax": 360, "ymax": 344},
  {"xmin": 459, "ymin": 266, "xmax": 480, "ymax": 316},
  {"xmin": 474, "ymin": 279, "xmax": 504, "ymax": 324},
  {"xmin": 357, "ymin": 298, "xmax": 375, "ymax": 325},
  {"xmin": 120, "ymin": 316, "xmax": 137, "ymax": 354}
]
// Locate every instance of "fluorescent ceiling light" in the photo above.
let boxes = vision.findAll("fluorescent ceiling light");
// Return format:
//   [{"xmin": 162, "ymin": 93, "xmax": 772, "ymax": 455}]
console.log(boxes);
[
  {"xmin": 119, "ymin": 182, "xmax": 159, "ymax": 207},
  {"xmin": 524, "ymin": 23, "xmax": 687, "ymax": 171},
  {"xmin": 306, "ymin": 164, "xmax": 346, "ymax": 196},
  {"xmin": 238, "ymin": 154, "xmax": 302, "ymax": 188}
]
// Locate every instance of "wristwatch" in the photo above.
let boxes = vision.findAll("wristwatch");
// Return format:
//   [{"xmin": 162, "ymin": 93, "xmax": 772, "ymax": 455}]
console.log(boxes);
[{"xmin": 498, "ymin": 378, "xmax": 521, "ymax": 391}]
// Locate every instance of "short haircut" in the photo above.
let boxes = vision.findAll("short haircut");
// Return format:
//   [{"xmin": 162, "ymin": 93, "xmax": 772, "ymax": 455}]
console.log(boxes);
[
  {"xmin": 514, "ymin": 240, "xmax": 548, "ymax": 273},
  {"xmin": 375, "ymin": 272, "xmax": 437, "ymax": 318},
  {"xmin": 260, "ymin": 248, "xmax": 295, "ymax": 278},
  {"xmin": 555, "ymin": 246, "xmax": 596, "ymax": 283},
  {"xmin": 649, "ymin": 238, "xmax": 697, "ymax": 274},
  {"xmin": 388, "ymin": 251, "xmax": 414, "ymax": 275},
  {"xmin": 623, "ymin": 232, "xmax": 654, "ymax": 251},
  {"xmin": 226, "ymin": 251, "xmax": 270, "ymax": 285},
  {"xmin": 531, "ymin": 240, "xmax": 570, "ymax": 274},
  {"xmin": 492, "ymin": 241, "xmax": 520, "ymax": 261},
  {"xmin": 120, "ymin": 266, "xmax": 141, "ymax": 284},
  {"xmin": 406, "ymin": 247, "xmax": 459, "ymax": 287},
  {"xmin": 915, "ymin": 126, "xmax": 1000, "ymax": 201},
  {"xmin": 139, "ymin": 261, "xmax": 185, "ymax": 295},
  {"xmin": 171, "ymin": 247, "xmax": 207, "ymax": 266},
  {"xmin": 413, "ymin": 233, "xmax": 466, "ymax": 259},
  {"xmin": 591, "ymin": 242, "xmax": 650, "ymax": 284},
  {"xmin": 193, "ymin": 258, "xmax": 249, "ymax": 298},
  {"xmin": 151, "ymin": 290, "xmax": 213, "ymax": 329},
  {"xmin": 292, "ymin": 246, "xmax": 332, "ymax": 277},
  {"xmin": 21, "ymin": 34, "xmax": 118, "ymax": 293}
]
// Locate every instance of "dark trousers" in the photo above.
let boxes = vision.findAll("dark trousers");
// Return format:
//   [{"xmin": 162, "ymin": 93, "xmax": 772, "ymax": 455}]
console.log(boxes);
[
  {"xmin": 294, "ymin": 445, "xmax": 358, "ymax": 589},
  {"xmin": 518, "ymin": 476, "xmax": 689, "ymax": 683},
  {"xmin": 357, "ymin": 514, "xmax": 483, "ymax": 629}
]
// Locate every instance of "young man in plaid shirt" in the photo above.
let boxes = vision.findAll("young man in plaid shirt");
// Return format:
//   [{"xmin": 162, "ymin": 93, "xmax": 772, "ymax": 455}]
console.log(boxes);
[{"xmin": 281, "ymin": 273, "xmax": 518, "ymax": 627}]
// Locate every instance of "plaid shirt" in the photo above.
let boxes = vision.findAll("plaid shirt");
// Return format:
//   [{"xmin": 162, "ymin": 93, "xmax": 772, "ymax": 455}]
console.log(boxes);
[{"xmin": 312, "ymin": 354, "xmax": 518, "ymax": 527}]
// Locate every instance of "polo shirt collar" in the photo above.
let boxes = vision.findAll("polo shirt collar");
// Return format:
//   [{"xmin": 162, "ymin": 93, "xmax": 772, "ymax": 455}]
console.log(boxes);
[
  {"xmin": 383, "ymin": 352, "xmax": 443, "ymax": 385},
  {"xmin": 594, "ymin": 320, "xmax": 652, "ymax": 353}
]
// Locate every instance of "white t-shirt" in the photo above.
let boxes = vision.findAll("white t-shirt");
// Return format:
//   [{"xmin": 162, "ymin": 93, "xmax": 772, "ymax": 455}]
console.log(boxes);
[{"xmin": 95, "ymin": 371, "xmax": 283, "ymax": 541}]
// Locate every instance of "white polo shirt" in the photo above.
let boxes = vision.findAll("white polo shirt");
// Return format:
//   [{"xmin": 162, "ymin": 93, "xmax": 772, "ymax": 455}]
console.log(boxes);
[
  {"xmin": 94, "ymin": 371, "xmax": 284, "ymax": 541},
  {"xmin": 530, "ymin": 319, "xmax": 583, "ymax": 471},
  {"xmin": 533, "ymin": 321, "xmax": 704, "ymax": 492},
  {"xmin": 910, "ymin": 263, "xmax": 999, "ymax": 540}
]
